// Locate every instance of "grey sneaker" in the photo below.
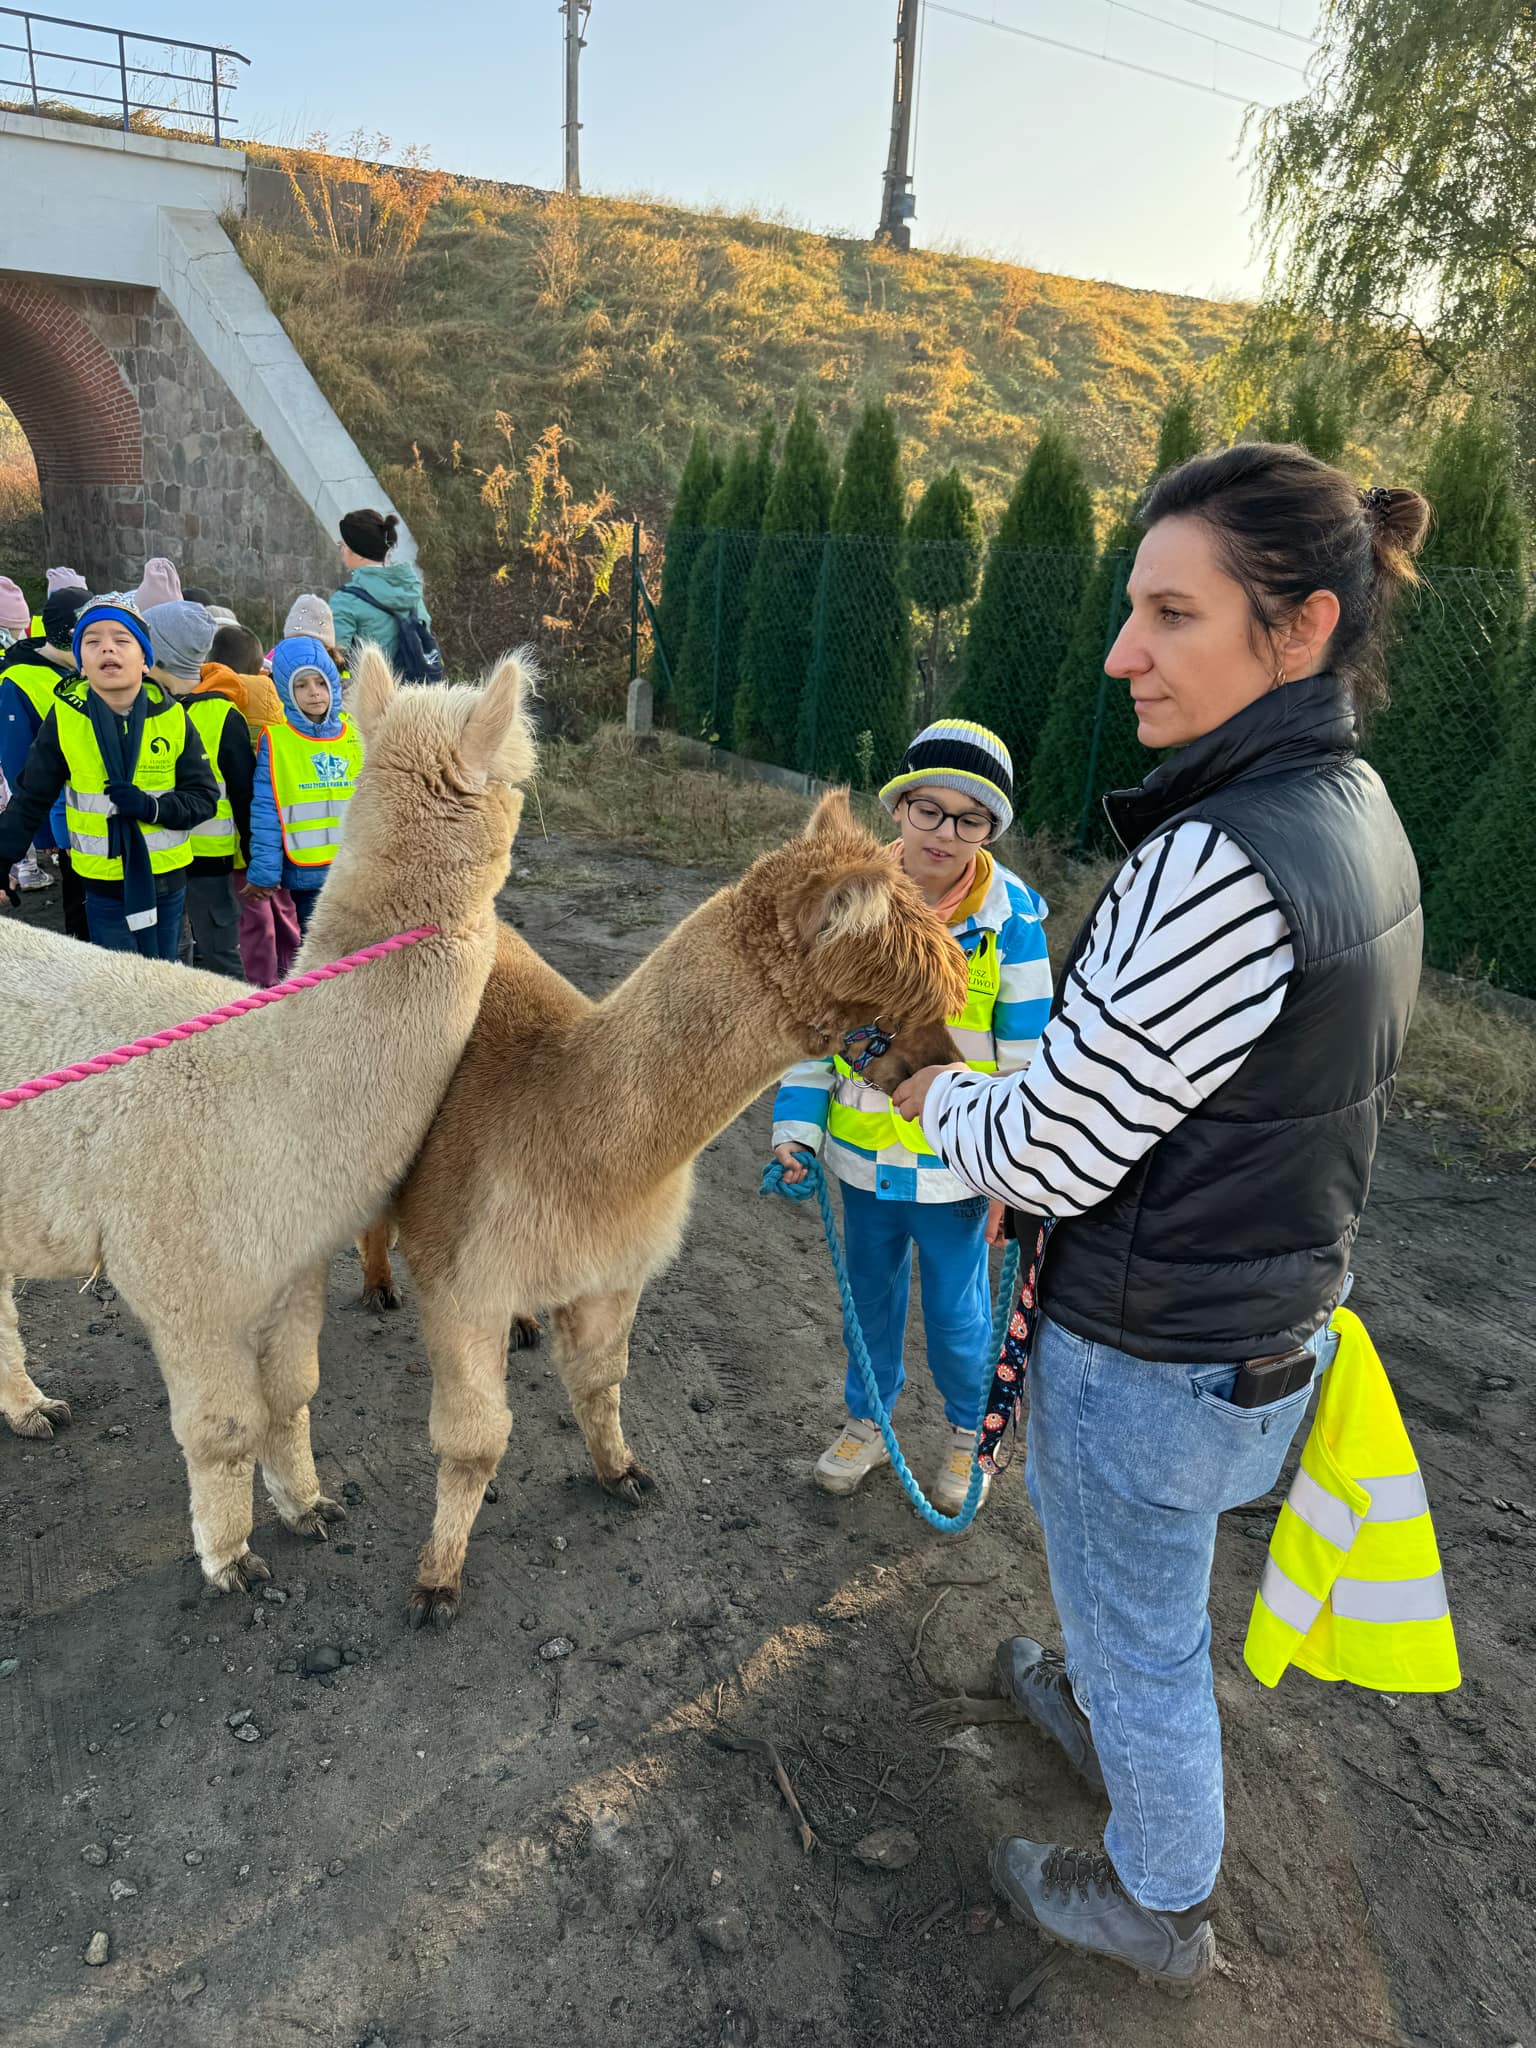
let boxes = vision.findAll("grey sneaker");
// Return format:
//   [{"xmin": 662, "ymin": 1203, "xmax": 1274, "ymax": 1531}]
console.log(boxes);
[
  {"xmin": 995, "ymin": 1637, "xmax": 1105, "ymax": 1792},
  {"xmin": 991, "ymin": 1837, "xmax": 1216, "ymax": 1995},
  {"xmin": 813, "ymin": 1418, "xmax": 889, "ymax": 1496}
]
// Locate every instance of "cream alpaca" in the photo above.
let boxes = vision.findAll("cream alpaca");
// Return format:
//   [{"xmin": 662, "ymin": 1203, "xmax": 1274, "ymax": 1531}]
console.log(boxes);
[
  {"xmin": 0, "ymin": 647, "xmax": 536, "ymax": 1593},
  {"xmin": 359, "ymin": 789, "xmax": 971, "ymax": 1629}
]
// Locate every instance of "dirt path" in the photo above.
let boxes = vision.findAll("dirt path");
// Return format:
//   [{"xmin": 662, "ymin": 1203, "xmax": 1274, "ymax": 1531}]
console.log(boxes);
[{"xmin": 2, "ymin": 839, "xmax": 1533, "ymax": 2048}]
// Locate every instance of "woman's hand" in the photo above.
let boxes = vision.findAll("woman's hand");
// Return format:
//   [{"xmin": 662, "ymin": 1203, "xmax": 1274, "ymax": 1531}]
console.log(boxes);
[
  {"xmin": 891, "ymin": 1061, "xmax": 967, "ymax": 1124},
  {"xmin": 772, "ymin": 1142, "xmax": 812, "ymax": 1186},
  {"xmin": 985, "ymin": 1200, "xmax": 1007, "ymax": 1247}
]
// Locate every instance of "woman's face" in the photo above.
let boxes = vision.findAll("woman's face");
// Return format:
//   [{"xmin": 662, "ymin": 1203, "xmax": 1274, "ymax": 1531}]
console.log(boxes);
[
  {"xmin": 895, "ymin": 784, "xmax": 992, "ymax": 892},
  {"xmin": 340, "ymin": 541, "xmax": 365, "ymax": 573},
  {"xmin": 1106, "ymin": 514, "xmax": 1336, "ymax": 750}
]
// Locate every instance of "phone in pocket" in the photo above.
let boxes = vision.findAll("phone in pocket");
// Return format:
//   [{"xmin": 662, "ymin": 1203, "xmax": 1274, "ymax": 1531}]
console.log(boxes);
[{"xmin": 1230, "ymin": 1344, "xmax": 1316, "ymax": 1409}]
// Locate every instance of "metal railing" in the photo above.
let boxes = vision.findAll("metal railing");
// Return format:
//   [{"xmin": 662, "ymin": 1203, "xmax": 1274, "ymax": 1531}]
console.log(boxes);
[{"xmin": 0, "ymin": 8, "xmax": 248, "ymax": 143}]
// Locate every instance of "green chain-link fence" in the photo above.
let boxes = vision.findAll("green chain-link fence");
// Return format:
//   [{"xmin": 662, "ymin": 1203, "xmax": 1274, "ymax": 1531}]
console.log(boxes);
[{"xmin": 646, "ymin": 529, "xmax": 1536, "ymax": 1000}]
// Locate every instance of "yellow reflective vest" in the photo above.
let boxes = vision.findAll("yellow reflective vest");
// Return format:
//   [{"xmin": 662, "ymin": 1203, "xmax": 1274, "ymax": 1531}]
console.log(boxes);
[
  {"xmin": 264, "ymin": 716, "xmax": 363, "ymax": 867},
  {"xmin": 54, "ymin": 681, "xmax": 193, "ymax": 882},
  {"xmin": 1245, "ymin": 1307, "xmax": 1459, "ymax": 1694},
  {"xmin": 184, "ymin": 693, "xmax": 240, "ymax": 862},
  {"xmin": 829, "ymin": 925, "xmax": 1003, "ymax": 1160},
  {"xmin": 3, "ymin": 651, "xmax": 69, "ymax": 723}
]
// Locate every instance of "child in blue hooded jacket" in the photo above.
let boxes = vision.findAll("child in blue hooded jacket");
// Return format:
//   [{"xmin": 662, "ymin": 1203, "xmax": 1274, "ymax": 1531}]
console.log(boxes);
[{"xmin": 244, "ymin": 636, "xmax": 363, "ymax": 936}]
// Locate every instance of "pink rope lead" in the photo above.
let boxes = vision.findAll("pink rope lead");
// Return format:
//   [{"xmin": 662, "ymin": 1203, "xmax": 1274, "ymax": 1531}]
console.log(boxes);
[{"xmin": 0, "ymin": 924, "xmax": 440, "ymax": 1114}]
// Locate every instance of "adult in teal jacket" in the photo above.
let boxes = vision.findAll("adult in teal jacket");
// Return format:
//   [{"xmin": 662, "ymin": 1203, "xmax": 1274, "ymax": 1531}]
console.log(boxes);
[{"xmin": 329, "ymin": 507, "xmax": 430, "ymax": 666}]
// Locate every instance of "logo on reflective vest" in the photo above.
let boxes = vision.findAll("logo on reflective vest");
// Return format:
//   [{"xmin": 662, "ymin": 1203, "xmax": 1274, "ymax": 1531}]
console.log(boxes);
[{"xmin": 311, "ymin": 753, "xmax": 352, "ymax": 786}]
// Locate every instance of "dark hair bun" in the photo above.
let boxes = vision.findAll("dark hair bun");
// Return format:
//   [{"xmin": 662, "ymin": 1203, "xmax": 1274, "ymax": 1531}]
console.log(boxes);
[
  {"xmin": 1361, "ymin": 486, "xmax": 1430, "ymax": 583},
  {"xmin": 339, "ymin": 507, "xmax": 397, "ymax": 562}
]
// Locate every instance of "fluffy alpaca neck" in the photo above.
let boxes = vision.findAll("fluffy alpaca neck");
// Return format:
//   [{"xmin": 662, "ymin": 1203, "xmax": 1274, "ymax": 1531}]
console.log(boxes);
[{"xmin": 580, "ymin": 889, "xmax": 810, "ymax": 1184}]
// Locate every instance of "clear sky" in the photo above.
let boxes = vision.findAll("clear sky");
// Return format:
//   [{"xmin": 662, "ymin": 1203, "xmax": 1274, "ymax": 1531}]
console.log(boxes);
[{"xmin": 58, "ymin": 0, "xmax": 1319, "ymax": 299}]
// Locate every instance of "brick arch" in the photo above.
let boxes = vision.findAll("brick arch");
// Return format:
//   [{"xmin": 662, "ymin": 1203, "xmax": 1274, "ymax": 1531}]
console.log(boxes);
[{"xmin": 0, "ymin": 278, "xmax": 141, "ymax": 493}]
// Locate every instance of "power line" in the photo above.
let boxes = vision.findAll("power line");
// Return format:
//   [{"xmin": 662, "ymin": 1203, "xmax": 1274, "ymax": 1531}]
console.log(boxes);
[
  {"xmin": 1173, "ymin": 0, "xmax": 1315, "ymax": 47},
  {"xmin": 1109, "ymin": 0, "xmax": 1307, "ymax": 73},
  {"xmin": 924, "ymin": 0, "xmax": 1298, "ymax": 107}
]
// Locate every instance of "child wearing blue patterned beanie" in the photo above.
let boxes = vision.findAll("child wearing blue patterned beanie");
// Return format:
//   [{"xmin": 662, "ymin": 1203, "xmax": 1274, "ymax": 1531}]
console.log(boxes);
[{"xmin": 770, "ymin": 718, "xmax": 1052, "ymax": 1520}]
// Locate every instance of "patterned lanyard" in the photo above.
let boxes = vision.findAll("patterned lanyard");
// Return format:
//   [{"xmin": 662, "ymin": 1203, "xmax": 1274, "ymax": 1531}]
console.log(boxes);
[{"xmin": 978, "ymin": 1216, "xmax": 1056, "ymax": 1473}]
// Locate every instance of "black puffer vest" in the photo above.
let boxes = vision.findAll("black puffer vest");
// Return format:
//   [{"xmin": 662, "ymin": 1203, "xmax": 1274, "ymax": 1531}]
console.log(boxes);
[{"xmin": 1040, "ymin": 671, "xmax": 1422, "ymax": 1363}]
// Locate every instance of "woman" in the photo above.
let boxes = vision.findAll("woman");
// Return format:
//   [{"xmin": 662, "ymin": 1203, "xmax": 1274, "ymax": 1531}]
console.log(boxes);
[
  {"xmin": 329, "ymin": 508, "xmax": 429, "ymax": 668},
  {"xmin": 771, "ymin": 720, "xmax": 1052, "ymax": 1515},
  {"xmin": 892, "ymin": 445, "xmax": 1428, "ymax": 1991}
]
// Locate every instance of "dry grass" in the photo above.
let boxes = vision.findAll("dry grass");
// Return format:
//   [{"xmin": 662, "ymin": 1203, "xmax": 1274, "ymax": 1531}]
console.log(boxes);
[
  {"xmin": 533, "ymin": 730, "xmax": 1536, "ymax": 1154},
  {"xmin": 1400, "ymin": 973, "xmax": 1536, "ymax": 1159},
  {"xmin": 531, "ymin": 728, "xmax": 814, "ymax": 866}
]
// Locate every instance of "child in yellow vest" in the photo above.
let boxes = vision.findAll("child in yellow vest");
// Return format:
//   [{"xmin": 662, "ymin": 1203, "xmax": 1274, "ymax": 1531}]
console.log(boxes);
[
  {"xmin": 244, "ymin": 637, "xmax": 362, "ymax": 937},
  {"xmin": 770, "ymin": 720, "xmax": 1053, "ymax": 1516},
  {"xmin": 0, "ymin": 598, "xmax": 218, "ymax": 956}
]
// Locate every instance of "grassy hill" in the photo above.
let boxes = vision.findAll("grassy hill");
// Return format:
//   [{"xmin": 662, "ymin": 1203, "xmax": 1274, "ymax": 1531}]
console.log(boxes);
[
  {"xmin": 231, "ymin": 177, "xmax": 1244, "ymax": 686},
  {"xmin": 236, "ymin": 184, "xmax": 1242, "ymax": 524}
]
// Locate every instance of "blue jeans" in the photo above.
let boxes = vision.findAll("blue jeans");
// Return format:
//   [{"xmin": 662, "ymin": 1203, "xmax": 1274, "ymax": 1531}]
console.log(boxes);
[
  {"xmin": 839, "ymin": 1183, "xmax": 994, "ymax": 1429},
  {"xmin": 1024, "ymin": 1313, "xmax": 1321, "ymax": 1911},
  {"xmin": 84, "ymin": 888, "xmax": 186, "ymax": 960}
]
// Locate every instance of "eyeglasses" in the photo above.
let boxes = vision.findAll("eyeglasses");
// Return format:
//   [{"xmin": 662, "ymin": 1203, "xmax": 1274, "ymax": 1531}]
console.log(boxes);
[{"xmin": 901, "ymin": 795, "xmax": 993, "ymax": 843}]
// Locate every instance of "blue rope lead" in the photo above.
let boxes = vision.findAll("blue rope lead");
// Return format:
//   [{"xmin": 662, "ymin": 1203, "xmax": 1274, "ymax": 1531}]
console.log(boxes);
[{"xmin": 760, "ymin": 1154, "xmax": 1020, "ymax": 1534}]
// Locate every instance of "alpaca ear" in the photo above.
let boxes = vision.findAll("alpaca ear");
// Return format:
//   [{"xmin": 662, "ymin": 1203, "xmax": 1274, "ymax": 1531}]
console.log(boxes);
[
  {"xmin": 794, "ymin": 865, "xmax": 893, "ymax": 947},
  {"xmin": 458, "ymin": 649, "xmax": 538, "ymax": 789},
  {"xmin": 804, "ymin": 787, "xmax": 854, "ymax": 839},
  {"xmin": 349, "ymin": 644, "xmax": 397, "ymax": 740}
]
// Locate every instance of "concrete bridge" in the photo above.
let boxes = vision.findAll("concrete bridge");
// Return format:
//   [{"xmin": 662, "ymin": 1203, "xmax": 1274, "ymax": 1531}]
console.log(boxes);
[{"xmin": 0, "ymin": 105, "xmax": 409, "ymax": 628}]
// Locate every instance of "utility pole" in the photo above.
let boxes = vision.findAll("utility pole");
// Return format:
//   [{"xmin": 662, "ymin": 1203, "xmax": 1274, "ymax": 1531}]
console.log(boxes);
[
  {"xmin": 875, "ymin": 0, "xmax": 920, "ymax": 249},
  {"xmin": 561, "ymin": 0, "xmax": 590, "ymax": 196}
]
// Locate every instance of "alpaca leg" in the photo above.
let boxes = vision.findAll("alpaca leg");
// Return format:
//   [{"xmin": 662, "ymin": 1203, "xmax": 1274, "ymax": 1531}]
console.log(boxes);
[
  {"xmin": 256, "ymin": 1263, "xmax": 345, "ymax": 1539},
  {"xmin": 551, "ymin": 1287, "xmax": 652, "ymax": 1505},
  {"xmin": 153, "ymin": 1327, "xmax": 271, "ymax": 1593},
  {"xmin": 358, "ymin": 1220, "xmax": 400, "ymax": 1311},
  {"xmin": 0, "ymin": 1276, "xmax": 72, "ymax": 1440},
  {"xmin": 408, "ymin": 1298, "xmax": 514, "ymax": 1632}
]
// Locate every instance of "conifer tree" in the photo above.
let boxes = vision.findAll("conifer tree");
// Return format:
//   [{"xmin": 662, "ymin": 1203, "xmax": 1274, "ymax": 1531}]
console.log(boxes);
[
  {"xmin": 733, "ymin": 395, "xmax": 836, "ymax": 764},
  {"xmin": 1261, "ymin": 371, "xmax": 1348, "ymax": 463},
  {"xmin": 952, "ymin": 422, "xmax": 1095, "ymax": 797},
  {"xmin": 1426, "ymin": 623, "xmax": 1536, "ymax": 996},
  {"xmin": 798, "ymin": 401, "xmax": 912, "ymax": 783},
  {"xmin": 673, "ymin": 422, "xmax": 776, "ymax": 744},
  {"xmin": 654, "ymin": 428, "xmax": 722, "ymax": 705},
  {"xmin": 1369, "ymin": 407, "xmax": 1525, "ymax": 880},
  {"xmin": 1025, "ymin": 392, "xmax": 1203, "ymax": 839},
  {"xmin": 905, "ymin": 468, "xmax": 983, "ymax": 724}
]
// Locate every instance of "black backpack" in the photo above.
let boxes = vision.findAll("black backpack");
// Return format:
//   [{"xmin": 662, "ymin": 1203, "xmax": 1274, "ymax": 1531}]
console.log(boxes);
[{"xmin": 346, "ymin": 582, "xmax": 445, "ymax": 684}]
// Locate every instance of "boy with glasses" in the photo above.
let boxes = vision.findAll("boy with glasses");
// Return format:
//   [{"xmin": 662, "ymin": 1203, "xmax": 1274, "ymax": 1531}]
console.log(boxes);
[{"xmin": 770, "ymin": 719, "xmax": 1052, "ymax": 1517}]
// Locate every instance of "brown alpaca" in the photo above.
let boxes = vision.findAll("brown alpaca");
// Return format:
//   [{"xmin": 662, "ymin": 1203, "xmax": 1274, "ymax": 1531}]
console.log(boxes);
[{"xmin": 358, "ymin": 789, "xmax": 969, "ymax": 1628}]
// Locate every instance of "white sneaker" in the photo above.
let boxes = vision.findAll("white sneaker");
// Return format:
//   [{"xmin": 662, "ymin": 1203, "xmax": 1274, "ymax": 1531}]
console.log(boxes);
[
  {"xmin": 814, "ymin": 1418, "xmax": 890, "ymax": 1496},
  {"xmin": 13, "ymin": 858, "xmax": 52, "ymax": 891},
  {"xmin": 930, "ymin": 1422, "xmax": 991, "ymax": 1518}
]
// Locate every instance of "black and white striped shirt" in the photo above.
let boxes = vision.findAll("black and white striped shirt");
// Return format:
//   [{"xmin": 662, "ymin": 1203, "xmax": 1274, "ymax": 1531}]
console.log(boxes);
[{"xmin": 922, "ymin": 822, "xmax": 1295, "ymax": 1216}]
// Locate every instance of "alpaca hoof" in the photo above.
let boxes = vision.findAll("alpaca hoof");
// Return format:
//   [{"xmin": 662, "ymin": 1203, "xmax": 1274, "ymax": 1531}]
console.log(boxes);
[
  {"xmin": 287, "ymin": 1496, "xmax": 347, "ymax": 1540},
  {"xmin": 8, "ymin": 1396, "xmax": 71, "ymax": 1440},
  {"xmin": 405, "ymin": 1584, "xmax": 460, "ymax": 1631},
  {"xmin": 600, "ymin": 1462, "xmax": 656, "ymax": 1508},
  {"xmin": 361, "ymin": 1284, "xmax": 401, "ymax": 1312},
  {"xmin": 208, "ymin": 1548, "xmax": 272, "ymax": 1594},
  {"xmin": 510, "ymin": 1315, "xmax": 541, "ymax": 1352}
]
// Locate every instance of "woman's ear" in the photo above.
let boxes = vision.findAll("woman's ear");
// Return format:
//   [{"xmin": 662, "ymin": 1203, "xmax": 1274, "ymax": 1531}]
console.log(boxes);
[{"xmin": 1281, "ymin": 588, "xmax": 1342, "ymax": 677}]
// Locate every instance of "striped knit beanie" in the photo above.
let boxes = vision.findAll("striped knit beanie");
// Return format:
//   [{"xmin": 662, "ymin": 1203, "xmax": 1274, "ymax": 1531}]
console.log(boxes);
[{"xmin": 879, "ymin": 719, "xmax": 1014, "ymax": 840}]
